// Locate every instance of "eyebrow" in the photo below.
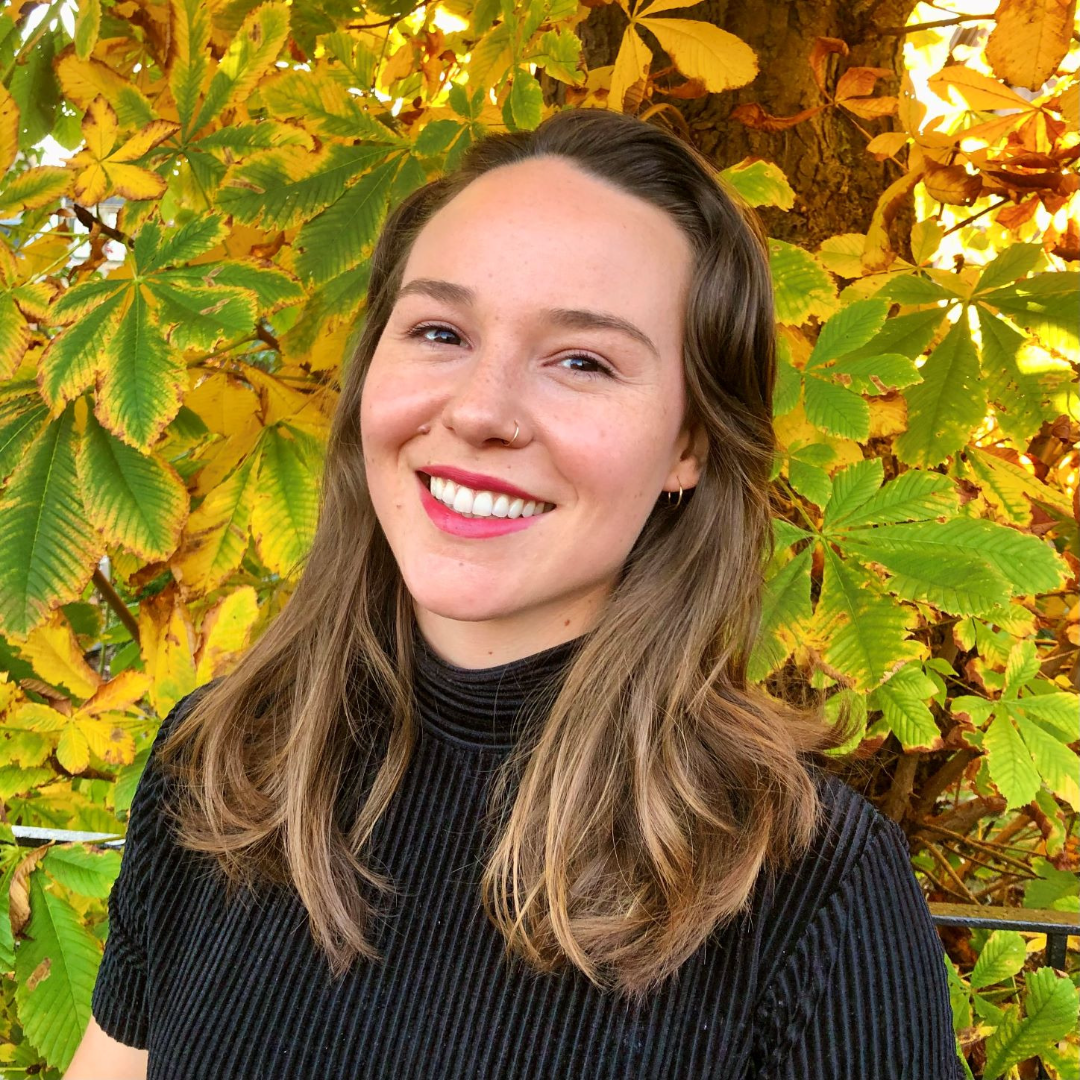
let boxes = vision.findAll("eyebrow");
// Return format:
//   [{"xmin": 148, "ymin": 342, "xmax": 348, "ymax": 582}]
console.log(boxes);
[{"xmin": 395, "ymin": 277, "xmax": 660, "ymax": 358}]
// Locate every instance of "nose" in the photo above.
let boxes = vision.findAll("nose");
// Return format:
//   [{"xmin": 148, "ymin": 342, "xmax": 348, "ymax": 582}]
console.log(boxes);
[{"xmin": 440, "ymin": 346, "xmax": 524, "ymax": 448}]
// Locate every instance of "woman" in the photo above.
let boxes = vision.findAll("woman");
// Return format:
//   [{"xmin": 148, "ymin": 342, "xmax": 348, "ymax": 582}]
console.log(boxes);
[{"xmin": 68, "ymin": 109, "xmax": 963, "ymax": 1079}]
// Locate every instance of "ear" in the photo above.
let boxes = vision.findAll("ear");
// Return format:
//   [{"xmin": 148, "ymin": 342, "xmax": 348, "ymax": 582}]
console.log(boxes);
[{"xmin": 665, "ymin": 417, "xmax": 708, "ymax": 493}]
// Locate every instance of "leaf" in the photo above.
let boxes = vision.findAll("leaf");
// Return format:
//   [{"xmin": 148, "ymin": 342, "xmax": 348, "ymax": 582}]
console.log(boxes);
[
  {"xmin": 814, "ymin": 547, "xmax": 924, "ymax": 689},
  {"xmin": 975, "ymin": 308, "xmax": 1052, "ymax": 447},
  {"xmin": 14, "ymin": 872, "xmax": 100, "ymax": 1073},
  {"xmin": 984, "ymin": 968, "xmax": 1080, "ymax": 1080},
  {"xmin": 43, "ymin": 845, "xmax": 121, "ymax": 899},
  {"xmin": 808, "ymin": 299, "xmax": 890, "ymax": 367},
  {"xmin": 0, "ymin": 82, "xmax": 18, "ymax": 176},
  {"xmin": 868, "ymin": 661, "xmax": 942, "ymax": 750},
  {"xmin": 135, "ymin": 216, "xmax": 230, "ymax": 274},
  {"xmin": 984, "ymin": 711, "xmax": 1043, "ymax": 810},
  {"xmin": 250, "ymin": 425, "xmax": 322, "ymax": 578},
  {"xmin": 168, "ymin": 261, "xmax": 304, "ymax": 315},
  {"xmin": 1012, "ymin": 693, "xmax": 1080, "ymax": 739},
  {"xmin": 830, "ymin": 353, "xmax": 922, "ymax": 396},
  {"xmin": 980, "ymin": 272, "xmax": 1079, "ymax": 356},
  {"xmin": 0, "ymin": 166, "xmax": 71, "ymax": 215},
  {"xmin": 609, "ymin": 24, "xmax": 652, "ymax": 113},
  {"xmin": 507, "ymin": 68, "xmax": 543, "ymax": 130},
  {"xmin": 96, "ymin": 287, "xmax": 186, "ymax": 453},
  {"xmin": 192, "ymin": 2, "xmax": 291, "ymax": 133},
  {"xmin": 0, "ymin": 405, "xmax": 103, "ymax": 640},
  {"xmin": 718, "ymin": 159, "xmax": 795, "ymax": 210},
  {"xmin": 802, "ymin": 374, "xmax": 870, "ymax": 440},
  {"xmin": 640, "ymin": 18, "xmax": 758, "ymax": 92},
  {"xmin": 823, "ymin": 457, "xmax": 884, "ymax": 528},
  {"xmin": 970, "ymin": 929, "xmax": 1027, "ymax": 989},
  {"xmin": 1011, "ymin": 707, "xmax": 1080, "ymax": 811},
  {"xmin": 146, "ymin": 278, "xmax": 258, "ymax": 350},
  {"xmin": 138, "ymin": 585, "xmax": 197, "ymax": 717},
  {"xmin": 19, "ymin": 609, "xmax": 102, "ymax": 698},
  {"xmin": 168, "ymin": 0, "xmax": 210, "ymax": 136},
  {"xmin": 77, "ymin": 409, "xmax": 188, "ymax": 562},
  {"xmin": 73, "ymin": 0, "xmax": 101, "ymax": 61},
  {"xmin": 927, "ymin": 64, "xmax": 1035, "ymax": 111},
  {"xmin": 194, "ymin": 586, "xmax": 259, "ymax": 682},
  {"xmin": 260, "ymin": 69, "xmax": 401, "ymax": 142},
  {"xmin": 748, "ymin": 545, "xmax": 812, "ymax": 682},
  {"xmin": 0, "ymin": 396, "xmax": 48, "ymax": 485},
  {"xmin": 770, "ymin": 240, "xmax": 838, "ymax": 324},
  {"xmin": 894, "ymin": 318, "xmax": 985, "ymax": 468},
  {"xmin": 974, "ymin": 243, "xmax": 1044, "ymax": 295},
  {"xmin": 841, "ymin": 307, "xmax": 946, "ymax": 362},
  {"xmin": 985, "ymin": 0, "xmax": 1077, "ymax": 91},
  {"xmin": 294, "ymin": 157, "xmax": 399, "ymax": 286}
]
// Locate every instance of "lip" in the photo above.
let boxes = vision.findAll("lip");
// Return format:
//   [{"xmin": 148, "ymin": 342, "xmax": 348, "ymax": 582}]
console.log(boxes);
[
  {"xmin": 419, "ymin": 464, "xmax": 546, "ymax": 505},
  {"xmin": 417, "ymin": 473, "xmax": 548, "ymax": 538}
]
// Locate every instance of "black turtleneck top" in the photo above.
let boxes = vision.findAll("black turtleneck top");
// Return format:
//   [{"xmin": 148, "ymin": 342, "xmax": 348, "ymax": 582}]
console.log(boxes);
[{"xmin": 91, "ymin": 634, "xmax": 964, "ymax": 1079}]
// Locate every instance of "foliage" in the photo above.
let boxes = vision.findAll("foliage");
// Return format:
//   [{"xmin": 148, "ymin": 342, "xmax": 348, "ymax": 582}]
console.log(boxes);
[{"xmin": 0, "ymin": 0, "xmax": 1076, "ymax": 1075}]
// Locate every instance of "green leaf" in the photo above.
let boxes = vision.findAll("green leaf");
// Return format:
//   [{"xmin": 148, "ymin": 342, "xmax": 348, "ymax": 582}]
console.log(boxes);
[
  {"xmin": 868, "ymin": 662, "xmax": 942, "ymax": 750},
  {"xmin": 773, "ymin": 354, "xmax": 801, "ymax": 416},
  {"xmin": 770, "ymin": 240, "xmax": 838, "ymax": 325},
  {"xmin": 73, "ymin": 0, "xmax": 101, "ymax": 60},
  {"xmin": 250, "ymin": 424, "xmax": 323, "ymax": 578},
  {"xmin": 260, "ymin": 70, "xmax": 401, "ymax": 141},
  {"xmin": 983, "ymin": 711, "xmax": 1042, "ymax": 810},
  {"xmin": 191, "ymin": 2, "xmax": 291, "ymax": 133},
  {"xmin": 1011, "ymin": 706, "xmax": 1080, "ymax": 811},
  {"xmin": 507, "ymin": 69, "xmax": 543, "ymax": 131},
  {"xmin": 802, "ymin": 374, "xmax": 869, "ymax": 440},
  {"xmin": 1012, "ymin": 693, "xmax": 1080, "ymax": 739},
  {"xmin": 134, "ymin": 216, "xmax": 230, "ymax": 273},
  {"xmin": 984, "ymin": 968, "xmax": 1079, "ymax": 1080},
  {"xmin": 878, "ymin": 274, "xmax": 959, "ymax": 305},
  {"xmin": 840, "ymin": 307, "xmax": 945, "ymax": 361},
  {"xmin": 0, "ymin": 396, "xmax": 48, "ymax": 485},
  {"xmin": 218, "ymin": 142, "xmax": 391, "ymax": 230},
  {"xmin": 1024, "ymin": 858, "xmax": 1080, "ymax": 912},
  {"xmin": 96, "ymin": 287, "xmax": 186, "ymax": 452},
  {"xmin": 42, "ymin": 844, "xmax": 122, "ymax": 899},
  {"xmin": 749, "ymin": 545, "xmax": 812, "ymax": 682},
  {"xmin": 894, "ymin": 318, "xmax": 985, "ymax": 467},
  {"xmin": 974, "ymin": 243, "xmax": 1044, "ymax": 295},
  {"xmin": 14, "ymin": 872, "xmax": 100, "ymax": 1073},
  {"xmin": 815, "ymin": 547, "xmax": 923, "ymax": 689},
  {"xmin": 788, "ymin": 447, "xmax": 833, "ymax": 508},
  {"xmin": 294, "ymin": 157, "xmax": 399, "ymax": 286},
  {"xmin": 829, "ymin": 352, "xmax": 922, "ymax": 395},
  {"xmin": 808, "ymin": 299, "xmax": 890, "ymax": 368},
  {"xmin": 77, "ymin": 410, "xmax": 188, "ymax": 562},
  {"xmin": 828, "ymin": 468, "xmax": 957, "ymax": 529},
  {"xmin": 39, "ymin": 291, "xmax": 126, "ymax": 412},
  {"xmin": 145, "ymin": 279, "xmax": 258, "ymax": 350},
  {"xmin": 0, "ymin": 405, "xmax": 103, "ymax": 639},
  {"xmin": 980, "ymin": 272, "xmax": 1079, "ymax": 356},
  {"xmin": 719, "ymin": 159, "xmax": 795, "ymax": 210},
  {"xmin": 169, "ymin": 0, "xmax": 211, "ymax": 136},
  {"xmin": 413, "ymin": 119, "xmax": 463, "ymax": 157},
  {"xmin": 1003, "ymin": 639, "xmax": 1040, "ymax": 695},
  {"xmin": 970, "ymin": 929, "xmax": 1027, "ymax": 990},
  {"xmin": 168, "ymin": 261, "xmax": 304, "ymax": 315},
  {"xmin": 526, "ymin": 28, "xmax": 583, "ymax": 85},
  {"xmin": 823, "ymin": 458, "xmax": 884, "ymax": 528}
]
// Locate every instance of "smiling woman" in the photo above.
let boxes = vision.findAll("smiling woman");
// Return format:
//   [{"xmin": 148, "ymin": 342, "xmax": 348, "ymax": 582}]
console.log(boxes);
[{"xmin": 67, "ymin": 110, "xmax": 964, "ymax": 1080}]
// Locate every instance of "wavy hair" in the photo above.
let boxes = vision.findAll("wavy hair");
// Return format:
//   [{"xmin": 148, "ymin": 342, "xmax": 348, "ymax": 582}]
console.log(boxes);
[{"xmin": 159, "ymin": 108, "xmax": 857, "ymax": 1004}]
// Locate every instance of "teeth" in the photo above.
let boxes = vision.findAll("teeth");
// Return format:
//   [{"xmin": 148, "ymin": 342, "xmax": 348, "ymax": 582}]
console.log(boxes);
[{"xmin": 425, "ymin": 475, "xmax": 552, "ymax": 520}]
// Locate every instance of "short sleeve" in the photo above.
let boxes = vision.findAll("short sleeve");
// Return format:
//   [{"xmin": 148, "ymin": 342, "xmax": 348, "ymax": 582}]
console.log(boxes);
[
  {"xmin": 91, "ymin": 688, "xmax": 208, "ymax": 1048},
  {"xmin": 750, "ymin": 817, "xmax": 966, "ymax": 1080}
]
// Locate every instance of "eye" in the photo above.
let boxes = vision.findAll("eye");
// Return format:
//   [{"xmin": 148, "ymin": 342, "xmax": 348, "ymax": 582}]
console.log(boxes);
[
  {"xmin": 406, "ymin": 322, "xmax": 463, "ymax": 346},
  {"xmin": 557, "ymin": 354, "xmax": 614, "ymax": 379}
]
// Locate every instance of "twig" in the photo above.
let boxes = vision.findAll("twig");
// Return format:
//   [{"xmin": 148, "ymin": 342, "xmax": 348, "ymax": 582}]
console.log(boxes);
[
  {"xmin": 877, "ymin": 15, "xmax": 995, "ymax": 37},
  {"xmin": 942, "ymin": 198, "xmax": 1010, "ymax": 238},
  {"xmin": 71, "ymin": 204, "xmax": 131, "ymax": 248},
  {"xmin": 92, "ymin": 568, "xmax": 140, "ymax": 647},
  {"xmin": 924, "ymin": 840, "xmax": 981, "ymax": 903}
]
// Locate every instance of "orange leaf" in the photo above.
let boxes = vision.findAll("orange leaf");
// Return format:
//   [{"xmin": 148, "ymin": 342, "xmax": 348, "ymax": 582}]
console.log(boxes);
[
  {"xmin": 808, "ymin": 37, "xmax": 848, "ymax": 95},
  {"xmin": 840, "ymin": 96, "xmax": 899, "ymax": 121},
  {"xmin": 924, "ymin": 162, "xmax": 983, "ymax": 206},
  {"xmin": 730, "ymin": 102, "xmax": 824, "ymax": 131},
  {"xmin": 835, "ymin": 66, "xmax": 891, "ymax": 101}
]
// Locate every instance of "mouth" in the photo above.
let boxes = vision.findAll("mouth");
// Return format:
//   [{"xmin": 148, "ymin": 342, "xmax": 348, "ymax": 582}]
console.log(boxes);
[{"xmin": 417, "ymin": 471, "xmax": 555, "ymax": 521}]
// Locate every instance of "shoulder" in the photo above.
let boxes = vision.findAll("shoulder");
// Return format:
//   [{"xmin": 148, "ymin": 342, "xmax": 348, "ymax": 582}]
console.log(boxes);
[{"xmin": 752, "ymin": 767, "xmax": 914, "ymax": 977}]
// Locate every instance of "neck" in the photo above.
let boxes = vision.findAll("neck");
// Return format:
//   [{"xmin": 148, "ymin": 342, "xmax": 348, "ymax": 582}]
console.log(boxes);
[{"xmin": 413, "ymin": 590, "xmax": 608, "ymax": 668}]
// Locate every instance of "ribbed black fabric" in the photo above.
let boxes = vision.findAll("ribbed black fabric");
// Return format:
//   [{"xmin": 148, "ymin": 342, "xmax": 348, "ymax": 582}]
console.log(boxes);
[{"xmin": 92, "ymin": 634, "xmax": 964, "ymax": 1079}]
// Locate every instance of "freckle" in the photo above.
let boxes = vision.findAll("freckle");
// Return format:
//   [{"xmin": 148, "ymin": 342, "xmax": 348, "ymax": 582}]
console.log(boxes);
[{"xmin": 563, "ymin": 619, "xmax": 571, "ymax": 627}]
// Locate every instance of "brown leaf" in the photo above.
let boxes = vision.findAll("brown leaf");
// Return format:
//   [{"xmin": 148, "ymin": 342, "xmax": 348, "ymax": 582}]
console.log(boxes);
[
  {"xmin": 835, "ymin": 66, "xmax": 892, "ymax": 101},
  {"xmin": 729, "ymin": 102, "xmax": 824, "ymax": 131},
  {"xmin": 808, "ymin": 37, "xmax": 848, "ymax": 95},
  {"xmin": 985, "ymin": 0, "xmax": 1077, "ymax": 91},
  {"xmin": 658, "ymin": 77, "xmax": 708, "ymax": 100},
  {"xmin": 9, "ymin": 845, "xmax": 49, "ymax": 937},
  {"xmin": 924, "ymin": 162, "xmax": 983, "ymax": 206}
]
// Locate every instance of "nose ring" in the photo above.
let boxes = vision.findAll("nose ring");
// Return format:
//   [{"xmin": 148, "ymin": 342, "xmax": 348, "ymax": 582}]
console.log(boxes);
[{"xmin": 502, "ymin": 420, "xmax": 520, "ymax": 448}]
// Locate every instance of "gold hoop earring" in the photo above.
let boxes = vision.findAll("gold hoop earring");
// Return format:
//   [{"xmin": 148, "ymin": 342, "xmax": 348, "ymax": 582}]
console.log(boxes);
[
  {"xmin": 502, "ymin": 421, "xmax": 520, "ymax": 447},
  {"xmin": 667, "ymin": 482, "xmax": 683, "ymax": 508}
]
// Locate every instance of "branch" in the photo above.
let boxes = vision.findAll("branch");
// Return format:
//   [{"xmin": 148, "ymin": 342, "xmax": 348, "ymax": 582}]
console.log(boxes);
[
  {"xmin": 92, "ymin": 568, "xmax": 140, "ymax": 648},
  {"xmin": 71, "ymin": 204, "xmax": 132, "ymax": 248},
  {"xmin": 882, "ymin": 752, "xmax": 919, "ymax": 822},
  {"xmin": 877, "ymin": 15, "xmax": 995, "ymax": 37}
]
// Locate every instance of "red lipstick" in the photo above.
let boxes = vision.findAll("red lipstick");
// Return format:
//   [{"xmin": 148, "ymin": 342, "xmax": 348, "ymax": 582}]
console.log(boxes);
[
  {"xmin": 419, "ymin": 465, "xmax": 546, "ymax": 505},
  {"xmin": 417, "ymin": 473, "xmax": 546, "ymax": 538}
]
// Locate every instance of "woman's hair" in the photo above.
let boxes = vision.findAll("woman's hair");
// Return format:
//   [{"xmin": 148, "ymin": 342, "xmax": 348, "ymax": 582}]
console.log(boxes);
[{"xmin": 160, "ymin": 108, "xmax": 857, "ymax": 1003}]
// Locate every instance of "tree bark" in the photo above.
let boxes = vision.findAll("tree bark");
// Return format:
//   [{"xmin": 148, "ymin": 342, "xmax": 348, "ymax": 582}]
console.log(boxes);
[{"xmin": 574, "ymin": 0, "xmax": 921, "ymax": 249}]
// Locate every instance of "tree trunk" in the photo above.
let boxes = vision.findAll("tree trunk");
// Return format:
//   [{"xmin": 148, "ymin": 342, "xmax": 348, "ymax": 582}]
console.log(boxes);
[{"xmin": 573, "ymin": 0, "xmax": 921, "ymax": 249}]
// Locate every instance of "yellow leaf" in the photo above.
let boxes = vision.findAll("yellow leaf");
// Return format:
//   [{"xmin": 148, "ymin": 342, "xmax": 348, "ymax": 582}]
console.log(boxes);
[
  {"xmin": 20, "ymin": 610, "xmax": 103, "ymax": 699},
  {"xmin": 10, "ymin": 702, "xmax": 68, "ymax": 733},
  {"xmin": 56, "ymin": 50, "xmax": 152, "ymax": 115},
  {"xmin": 57, "ymin": 723, "xmax": 91, "ymax": 774},
  {"xmin": 609, "ymin": 25, "xmax": 652, "ymax": 114},
  {"xmin": 985, "ymin": 0, "xmax": 1076, "ymax": 91},
  {"xmin": 195, "ymin": 586, "xmax": 259, "ymax": 682},
  {"xmin": 113, "ymin": 119, "xmax": 181, "ymax": 162},
  {"xmin": 639, "ymin": 17, "xmax": 758, "ymax": 93},
  {"xmin": 638, "ymin": 0, "xmax": 704, "ymax": 12},
  {"xmin": 76, "ymin": 716, "xmax": 136, "ymax": 765},
  {"xmin": 863, "ymin": 170, "xmax": 921, "ymax": 272},
  {"xmin": 866, "ymin": 131, "xmax": 908, "ymax": 159},
  {"xmin": 0, "ymin": 83, "xmax": 18, "ymax": 175},
  {"xmin": 106, "ymin": 162, "xmax": 169, "ymax": 201},
  {"xmin": 82, "ymin": 95, "xmax": 119, "ymax": 159},
  {"xmin": 185, "ymin": 371, "xmax": 262, "ymax": 437},
  {"xmin": 80, "ymin": 669, "xmax": 150, "ymax": 716},
  {"xmin": 71, "ymin": 161, "xmax": 109, "ymax": 205},
  {"xmin": 927, "ymin": 65, "xmax": 1035, "ymax": 112},
  {"xmin": 138, "ymin": 583, "xmax": 198, "ymax": 717}
]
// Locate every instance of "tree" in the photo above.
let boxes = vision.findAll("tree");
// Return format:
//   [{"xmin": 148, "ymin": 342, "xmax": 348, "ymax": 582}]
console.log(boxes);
[{"xmin": 0, "ymin": 0, "xmax": 1076, "ymax": 1075}]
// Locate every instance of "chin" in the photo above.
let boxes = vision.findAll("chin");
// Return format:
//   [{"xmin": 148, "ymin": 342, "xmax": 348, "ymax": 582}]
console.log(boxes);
[{"xmin": 403, "ymin": 575, "xmax": 528, "ymax": 625}]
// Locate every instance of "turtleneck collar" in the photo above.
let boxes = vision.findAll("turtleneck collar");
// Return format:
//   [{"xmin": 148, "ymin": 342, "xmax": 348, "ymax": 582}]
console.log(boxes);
[{"xmin": 411, "ymin": 625, "xmax": 586, "ymax": 751}]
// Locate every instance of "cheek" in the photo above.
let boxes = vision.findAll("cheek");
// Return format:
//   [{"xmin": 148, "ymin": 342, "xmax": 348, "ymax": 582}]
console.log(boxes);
[{"xmin": 360, "ymin": 357, "xmax": 434, "ymax": 455}]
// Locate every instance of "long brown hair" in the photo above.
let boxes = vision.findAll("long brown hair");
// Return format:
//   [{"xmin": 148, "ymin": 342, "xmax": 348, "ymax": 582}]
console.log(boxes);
[{"xmin": 159, "ymin": 108, "xmax": 856, "ymax": 1003}]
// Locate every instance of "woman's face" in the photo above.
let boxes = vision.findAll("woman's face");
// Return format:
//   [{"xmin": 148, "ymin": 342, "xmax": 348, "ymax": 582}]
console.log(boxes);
[{"xmin": 360, "ymin": 155, "xmax": 703, "ymax": 663}]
